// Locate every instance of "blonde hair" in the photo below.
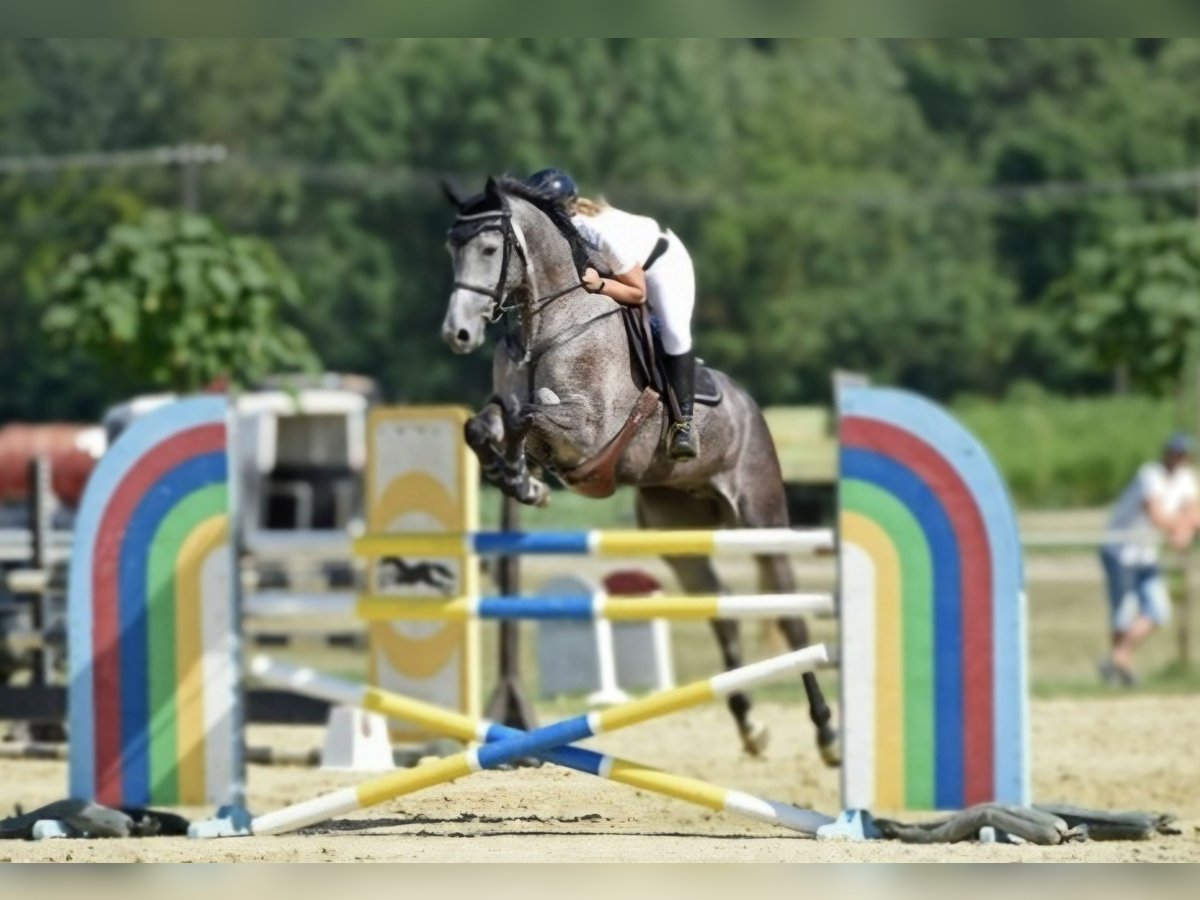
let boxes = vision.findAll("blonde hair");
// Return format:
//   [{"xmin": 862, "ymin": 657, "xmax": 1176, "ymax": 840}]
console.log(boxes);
[{"xmin": 571, "ymin": 196, "xmax": 609, "ymax": 217}]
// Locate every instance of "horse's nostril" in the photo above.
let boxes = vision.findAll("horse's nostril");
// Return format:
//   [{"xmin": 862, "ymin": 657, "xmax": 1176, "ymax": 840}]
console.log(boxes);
[{"xmin": 457, "ymin": 329, "xmax": 470, "ymax": 343}]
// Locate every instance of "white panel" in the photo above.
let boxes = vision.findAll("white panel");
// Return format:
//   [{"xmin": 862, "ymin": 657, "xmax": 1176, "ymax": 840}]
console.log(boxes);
[
  {"xmin": 200, "ymin": 543, "xmax": 237, "ymax": 805},
  {"xmin": 840, "ymin": 542, "xmax": 877, "ymax": 810},
  {"xmin": 537, "ymin": 574, "xmax": 603, "ymax": 699}
]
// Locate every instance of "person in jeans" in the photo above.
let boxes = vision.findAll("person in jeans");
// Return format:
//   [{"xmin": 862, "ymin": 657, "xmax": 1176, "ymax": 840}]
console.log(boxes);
[{"xmin": 1099, "ymin": 433, "xmax": 1199, "ymax": 685}]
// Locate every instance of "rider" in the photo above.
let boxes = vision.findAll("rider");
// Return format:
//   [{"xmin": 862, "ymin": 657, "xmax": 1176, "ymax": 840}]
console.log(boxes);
[{"xmin": 526, "ymin": 168, "xmax": 699, "ymax": 460}]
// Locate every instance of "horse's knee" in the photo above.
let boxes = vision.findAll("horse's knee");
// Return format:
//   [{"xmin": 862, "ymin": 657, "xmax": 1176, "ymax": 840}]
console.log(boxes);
[{"xmin": 464, "ymin": 414, "xmax": 501, "ymax": 452}]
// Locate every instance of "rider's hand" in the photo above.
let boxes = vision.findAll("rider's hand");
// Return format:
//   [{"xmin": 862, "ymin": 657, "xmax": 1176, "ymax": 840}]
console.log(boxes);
[
  {"xmin": 582, "ymin": 267, "xmax": 605, "ymax": 293},
  {"xmin": 1169, "ymin": 522, "xmax": 1195, "ymax": 552}
]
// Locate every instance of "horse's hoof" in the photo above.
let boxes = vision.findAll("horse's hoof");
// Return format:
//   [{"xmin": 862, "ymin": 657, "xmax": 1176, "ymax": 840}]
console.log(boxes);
[
  {"xmin": 740, "ymin": 721, "xmax": 770, "ymax": 757},
  {"xmin": 517, "ymin": 480, "xmax": 551, "ymax": 508},
  {"xmin": 817, "ymin": 729, "xmax": 841, "ymax": 768}
]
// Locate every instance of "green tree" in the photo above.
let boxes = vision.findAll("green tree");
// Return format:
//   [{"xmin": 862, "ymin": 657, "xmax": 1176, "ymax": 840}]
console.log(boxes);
[
  {"xmin": 44, "ymin": 208, "xmax": 319, "ymax": 392},
  {"xmin": 1054, "ymin": 220, "xmax": 1200, "ymax": 396}
]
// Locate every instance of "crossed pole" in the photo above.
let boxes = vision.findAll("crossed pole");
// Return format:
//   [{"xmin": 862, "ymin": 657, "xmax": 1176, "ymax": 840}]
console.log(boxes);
[{"xmin": 192, "ymin": 645, "xmax": 830, "ymax": 838}]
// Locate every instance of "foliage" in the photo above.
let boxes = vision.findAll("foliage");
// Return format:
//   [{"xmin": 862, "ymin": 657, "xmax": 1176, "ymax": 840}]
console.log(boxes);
[
  {"xmin": 1051, "ymin": 221, "xmax": 1200, "ymax": 394},
  {"xmin": 5, "ymin": 39, "xmax": 1200, "ymax": 442},
  {"xmin": 954, "ymin": 383, "xmax": 1179, "ymax": 507},
  {"xmin": 44, "ymin": 209, "xmax": 318, "ymax": 392}
]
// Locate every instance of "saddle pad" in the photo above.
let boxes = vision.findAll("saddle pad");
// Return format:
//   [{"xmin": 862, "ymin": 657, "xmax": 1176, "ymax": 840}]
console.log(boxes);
[
  {"xmin": 621, "ymin": 306, "xmax": 724, "ymax": 408},
  {"xmin": 694, "ymin": 364, "xmax": 722, "ymax": 406}
]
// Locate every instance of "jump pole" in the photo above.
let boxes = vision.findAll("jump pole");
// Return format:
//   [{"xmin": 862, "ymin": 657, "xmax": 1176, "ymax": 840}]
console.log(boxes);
[
  {"xmin": 355, "ymin": 528, "xmax": 834, "ymax": 558},
  {"xmin": 355, "ymin": 592, "xmax": 834, "ymax": 622},
  {"xmin": 250, "ymin": 655, "xmax": 835, "ymax": 835},
  {"xmin": 191, "ymin": 644, "xmax": 828, "ymax": 838},
  {"xmin": 246, "ymin": 592, "xmax": 834, "ymax": 622}
]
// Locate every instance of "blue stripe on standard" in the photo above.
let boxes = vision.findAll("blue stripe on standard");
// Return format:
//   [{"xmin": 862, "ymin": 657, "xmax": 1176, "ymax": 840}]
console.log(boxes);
[{"xmin": 842, "ymin": 446, "xmax": 963, "ymax": 810}]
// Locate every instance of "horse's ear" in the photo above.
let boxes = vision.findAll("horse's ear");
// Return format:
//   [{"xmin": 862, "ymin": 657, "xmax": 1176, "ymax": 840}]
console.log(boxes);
[
  {"xmin": 484, "ymin": 176, "xmax": 501, "ymax": 200},
  {"xmin": 441, "ymin": 178, "xmax": 467, "ymax": 209}
]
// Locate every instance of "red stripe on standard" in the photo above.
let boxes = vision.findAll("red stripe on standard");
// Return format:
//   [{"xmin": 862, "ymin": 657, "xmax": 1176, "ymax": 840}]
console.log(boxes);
[
  {"xmin": 90, "ymin": 424, "xmax": 226, "ymax": 805},
  {"xmin": 842, "ymin": 417, "xmax": 995, "ymax": 804}
]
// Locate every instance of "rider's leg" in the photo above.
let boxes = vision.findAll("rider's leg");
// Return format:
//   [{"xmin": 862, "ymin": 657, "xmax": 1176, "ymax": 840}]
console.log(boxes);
[
  {"xmin": 647, "ymin": 233, "xmax": 698, "ymax": 460},
  {"xmin": 664, "ymin": 351, "xmax": 698, "ymax": 459}
]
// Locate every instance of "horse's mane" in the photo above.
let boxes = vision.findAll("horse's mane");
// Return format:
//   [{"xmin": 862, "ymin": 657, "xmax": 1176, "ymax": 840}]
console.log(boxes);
[{"xmin": 495, "ymin": 176, "xmax": 593, "ymax": 277}]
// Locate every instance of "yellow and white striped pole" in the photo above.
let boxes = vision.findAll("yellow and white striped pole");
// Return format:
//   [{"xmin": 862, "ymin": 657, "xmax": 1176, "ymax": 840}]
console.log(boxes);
[
  {"xmin": 211, "ymin": 645, "xmax": 827, "ymax": 837},
  {"xmin": 246, "ymin": 592, "xmax": 834, "ymax": 622},
  {"xmin": 354, "ymin": 527, "xmax": 834, "ymax": 559},
  {"xmin": 250, "ymin": 655, "xmax": 835, "ymax": 835},
  {"xmin": 351, "ymin": 592, "xmax": 834, "ymax": 622}
]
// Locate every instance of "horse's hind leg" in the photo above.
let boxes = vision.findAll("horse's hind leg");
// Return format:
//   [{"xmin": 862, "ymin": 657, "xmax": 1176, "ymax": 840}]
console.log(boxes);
[
  {"xmin": 636, "ymin": 488, "xmax": 768, "ymax": 757},
  {"xmin": 758, "ymin": 553, "xmax": 839, "ymax": 767},
  {"xmin": 726, "ymin": 465, "xmax": 840, "ymax": 767}
]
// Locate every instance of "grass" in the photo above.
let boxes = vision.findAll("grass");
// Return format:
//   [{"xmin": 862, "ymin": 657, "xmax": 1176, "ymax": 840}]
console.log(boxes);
[
  {"xmin": 479, "ymin": 485, "xmax": 637, "ymax": 530},
  {"xmin": 954, "ymin": 387, "xmax": 1184, "ymax": 508}
]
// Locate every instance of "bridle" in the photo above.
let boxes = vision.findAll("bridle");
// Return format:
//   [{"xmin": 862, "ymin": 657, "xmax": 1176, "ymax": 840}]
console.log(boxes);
[
  {"xmin": 449, "ymin": 206, "xmax": 526, "ymax": 323},
  {"xmin": 449, "ymin": 199, "xmax": 585, "ymax": 324}
]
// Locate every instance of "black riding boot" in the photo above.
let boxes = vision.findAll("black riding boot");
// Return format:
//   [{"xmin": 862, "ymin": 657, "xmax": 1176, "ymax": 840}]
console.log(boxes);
[{"xmin": 665, "ymin": 351, "xmax": 699, "ymax": 460}]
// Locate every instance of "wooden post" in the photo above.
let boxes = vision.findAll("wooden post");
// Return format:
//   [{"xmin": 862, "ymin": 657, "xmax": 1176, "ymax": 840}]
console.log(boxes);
[
  {"xmin": 483, "ymin": 494, "xmax": 537, "ymax": 729},
  {"xmin": 1178, "ymin": 548, "xmax": 1193, "ymax": 673},
  {"xmin": 26, "ymin": 456, "xmax": 65, "ymax": 741},
  {"xmin": 27, "ymin": 456, "xmax": 50, "ymax": 687}
]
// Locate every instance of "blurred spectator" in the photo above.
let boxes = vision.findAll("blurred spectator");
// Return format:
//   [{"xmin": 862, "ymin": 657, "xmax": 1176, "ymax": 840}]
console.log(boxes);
[{"xmin": 1099, "ymin": 434, "xmax": 1199, "ymax": 685}]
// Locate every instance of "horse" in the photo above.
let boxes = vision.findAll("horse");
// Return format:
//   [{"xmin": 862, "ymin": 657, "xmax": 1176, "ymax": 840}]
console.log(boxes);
[{"xmin": 439, "ymin": 175, "xmax": 838, "ymax": 765}]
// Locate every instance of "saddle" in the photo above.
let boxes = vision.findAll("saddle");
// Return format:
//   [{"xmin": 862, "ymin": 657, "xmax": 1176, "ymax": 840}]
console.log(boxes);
[
  {"xmin": 555, "ymin": 306, "xmax": 723, "ymax": 500},
  {"xmin": 620, "ymin": 305, "xmax": 723, "ymax": 419}
]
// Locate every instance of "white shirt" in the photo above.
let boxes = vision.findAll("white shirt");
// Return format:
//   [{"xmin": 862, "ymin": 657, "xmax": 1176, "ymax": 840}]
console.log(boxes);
[
  {"xmin": 572, "ymin": 207, "xmax": 661, "ymax": 275},
  {"xmin": 1106, "ymin": 461, "xmax": 1198, "ymax": 564}
]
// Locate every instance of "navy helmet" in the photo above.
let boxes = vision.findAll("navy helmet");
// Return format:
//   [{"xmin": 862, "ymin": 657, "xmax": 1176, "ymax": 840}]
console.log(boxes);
[
  {"xmin": 526, "ymin": 168, "xmax": 578, "ymax": 206},
  {"xmin": 1165, "ymin": 432, "xmax": 1195, "ymax": 457}
]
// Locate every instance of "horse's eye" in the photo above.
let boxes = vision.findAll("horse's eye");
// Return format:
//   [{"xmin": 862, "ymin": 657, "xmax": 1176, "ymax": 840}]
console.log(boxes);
[{"xmin": 482, "ymin": 246, "xmax": 498, "ymax": 257}]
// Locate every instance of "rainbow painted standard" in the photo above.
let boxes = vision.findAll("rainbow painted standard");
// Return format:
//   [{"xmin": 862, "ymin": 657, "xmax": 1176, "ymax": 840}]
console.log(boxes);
[
  {"xmin": 68, "ymin": 397, "xmax": 242, "ymax": 808},
  {"xmin": 838, "ymin": 386, "xmax": 1029, "ymax": 812}
]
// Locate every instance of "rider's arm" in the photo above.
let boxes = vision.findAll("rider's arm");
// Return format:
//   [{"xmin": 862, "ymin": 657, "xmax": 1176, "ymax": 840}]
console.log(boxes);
[
  {"xmin": 1142, "ymin": 495, "xmax": 1177, "ymax": 532},
  {"xmin": 582, "ymin": 265, "xmax": 646, "ymax": 306}
]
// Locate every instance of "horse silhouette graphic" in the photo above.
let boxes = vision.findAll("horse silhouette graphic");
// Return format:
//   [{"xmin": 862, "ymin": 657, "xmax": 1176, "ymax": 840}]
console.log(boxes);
[{"xmin": 379, "ymin": 556, "xmax": 456, "ymax": 594}]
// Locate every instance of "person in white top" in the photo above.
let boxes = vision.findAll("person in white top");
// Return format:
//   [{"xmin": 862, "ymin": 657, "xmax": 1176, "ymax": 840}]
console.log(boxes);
[
  {"xmin": 1100, "ymin": 433, "xmax": 1199, "ymax": 684},
  {"xmin": 526, "ymin": 168, "xmax": 699, "ymax": 460}
]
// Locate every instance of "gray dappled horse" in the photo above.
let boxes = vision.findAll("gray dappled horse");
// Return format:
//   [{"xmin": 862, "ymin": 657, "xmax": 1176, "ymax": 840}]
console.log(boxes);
[{"xmin": 440, "ymin": 176, "xmax": 837, "ymax": 764}]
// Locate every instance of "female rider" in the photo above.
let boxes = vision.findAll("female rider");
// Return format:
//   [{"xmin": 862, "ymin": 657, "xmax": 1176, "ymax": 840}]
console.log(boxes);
[{"xmin": 526, "ymin": 168, "xmax": 699, "ymax": 460}]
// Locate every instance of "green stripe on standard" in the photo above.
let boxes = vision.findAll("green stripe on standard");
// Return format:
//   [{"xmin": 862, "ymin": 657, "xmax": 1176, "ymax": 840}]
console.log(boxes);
[
  {"xmin": 842, "ymin": 479, "xmax": 935, "ymax": 808},
  {"xmin": 145, "ymin": 484, "xmax": 228, "ymax": 804}
]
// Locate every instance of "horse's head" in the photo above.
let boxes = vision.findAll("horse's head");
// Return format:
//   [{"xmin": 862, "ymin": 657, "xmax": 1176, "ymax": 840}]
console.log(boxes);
[{"xmin": 441, "ymin": 177, "xmax": 529, "ymax": 354}]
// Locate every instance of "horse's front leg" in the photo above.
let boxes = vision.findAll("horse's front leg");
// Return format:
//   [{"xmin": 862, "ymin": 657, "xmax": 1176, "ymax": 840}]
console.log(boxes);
[
  {"xmin": 497, "ymin": 396, "xmax": 551, "ymax": 508},
  {"xmin": 464, "ymin": 399, "xmax": 551, "ymax": 507},
  {"xmin": 464, "ymin": 401, "xmax": 509, "ymax": 490}
]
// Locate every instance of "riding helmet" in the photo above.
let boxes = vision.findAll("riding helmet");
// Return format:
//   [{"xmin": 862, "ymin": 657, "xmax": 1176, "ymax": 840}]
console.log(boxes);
[{"xmin": 526, "ymin": 168, "xmax": 579, "ymax": 205}]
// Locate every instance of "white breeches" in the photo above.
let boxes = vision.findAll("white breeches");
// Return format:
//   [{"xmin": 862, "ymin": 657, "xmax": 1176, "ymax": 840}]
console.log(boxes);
[{"xmin": 644, "ymin": 230, "xmax": 695, "ymax": 355}]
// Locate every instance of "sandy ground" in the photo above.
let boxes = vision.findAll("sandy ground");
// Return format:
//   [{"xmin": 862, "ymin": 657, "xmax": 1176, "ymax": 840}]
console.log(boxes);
[
  {"xmin": 1, "ymin": 693, "xmax": 1197, "ymax": 862},
  {"xmin": 3, "ymin": 522, "xmax": 1196, "ymax": 862}
]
